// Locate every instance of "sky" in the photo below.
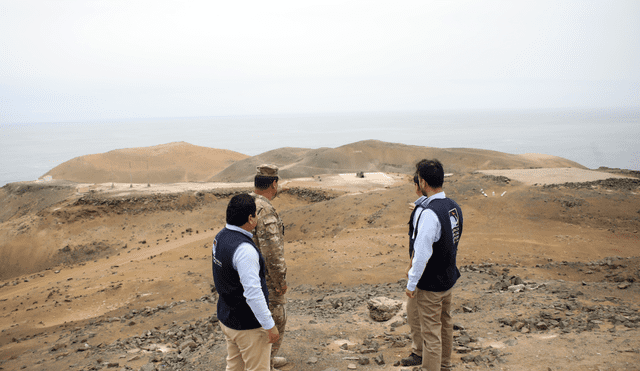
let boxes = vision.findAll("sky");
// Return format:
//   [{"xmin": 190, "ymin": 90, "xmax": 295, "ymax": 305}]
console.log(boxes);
[{"xmin": 1, "ymin": 0, "xmax": 639, "ymax": 124}]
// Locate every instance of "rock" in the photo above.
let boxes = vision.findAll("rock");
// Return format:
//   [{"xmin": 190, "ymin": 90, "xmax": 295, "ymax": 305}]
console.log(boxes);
[
  {"xmin": 461, "ymin": 355, "xmax": 475, "ymax": 363},
  {"xmin": 139, "ymin": 364, "xmax": 156, "ymax": 371},
  {"xmin": 179, "ymin": 340, "xmax": 196, "ymax": 351},
  {"xmin": 347, "ymin": 363, "xmax": 357, "ymax": 369},
  {"xmin": 307, "ymin": 356, "xmax": 319, "ymax": 364},
  {"xmin": 508, "ymin": 284, "xmax": 526, "ymax": 292},
  {"xmin": 273, "ymin": 356, "xmax": 287, "ymax": 368},
  {"xmin": 373, "ymin": 353, "xmax": 385, "ymax": 365},
  {"xmin": 367, "ymin": 297, "xmax": 402, "ymax": 322},
  {"xmin": 536, "ymin": 322, "xmax": 549, "ymax": 330}
]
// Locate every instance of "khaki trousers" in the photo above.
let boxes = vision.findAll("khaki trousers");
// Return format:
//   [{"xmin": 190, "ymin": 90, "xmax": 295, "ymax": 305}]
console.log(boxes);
[
  {"xmin": 406, "ymin": 293, "xmax": 423, "ymax": 355},
  {"xmin": 220, "ymin": 322, "xmax": 272, "ymax": 371},
  {"xmin": 409, "ymin": 287, "xmax": 454, "ymax": 371}
]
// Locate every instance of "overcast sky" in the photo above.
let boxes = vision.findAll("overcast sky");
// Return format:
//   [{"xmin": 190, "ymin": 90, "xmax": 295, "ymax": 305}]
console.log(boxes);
[{"xmin": 1, "ymin": 0, "xmax": 639, "ymax": 123}]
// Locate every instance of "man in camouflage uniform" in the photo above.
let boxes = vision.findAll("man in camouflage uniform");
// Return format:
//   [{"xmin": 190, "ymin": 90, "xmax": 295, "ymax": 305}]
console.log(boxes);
[{"xmin": 250, "ymin": 164, "xmax": 287, "ymax": 369}]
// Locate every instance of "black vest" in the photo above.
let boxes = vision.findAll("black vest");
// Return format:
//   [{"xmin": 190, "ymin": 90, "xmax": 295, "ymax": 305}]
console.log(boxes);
[
  {"xmin": 212, "ymin": 227, "xmax": 269, "ymax": 330},
  {"xmin": 414, "ymin": 198, "xmax": 463, "ymax": 292}
]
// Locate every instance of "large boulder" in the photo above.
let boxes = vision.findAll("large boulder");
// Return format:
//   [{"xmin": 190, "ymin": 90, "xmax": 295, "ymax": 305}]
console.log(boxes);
[{"xmin": 367, "ymin": 297, "xmax": 402, "ymax": 322}]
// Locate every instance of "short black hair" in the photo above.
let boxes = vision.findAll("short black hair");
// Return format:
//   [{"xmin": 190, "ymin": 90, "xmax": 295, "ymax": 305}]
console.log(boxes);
[
  {"xmin": 254, "ymin": 175, "xmax": 278, "ymax": 190},
  {"xmin": 413, "ymin": 174, "xmax": 419, "ymax": 185},
  {"xmin": 226, "ymin": 194, "xmax": 256, "ymax": 227},
  {"xmin": 416, "ymin": 159, "xmax": 444, "ymax": 189}
]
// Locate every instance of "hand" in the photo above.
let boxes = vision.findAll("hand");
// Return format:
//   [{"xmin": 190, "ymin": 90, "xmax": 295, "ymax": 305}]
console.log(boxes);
[
  {"xmin": 266, "ymin": 326, "xmax": 280, "ymax": 344},
  {"xmin": 405, "ymin": 289, "xmax": 415, "ymax": 298}
]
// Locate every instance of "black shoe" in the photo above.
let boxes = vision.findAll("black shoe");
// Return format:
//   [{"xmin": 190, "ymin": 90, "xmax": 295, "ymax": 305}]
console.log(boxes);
[{"xmin": 401, "ymin": 352, "xmax": 422, "ymax": 366}]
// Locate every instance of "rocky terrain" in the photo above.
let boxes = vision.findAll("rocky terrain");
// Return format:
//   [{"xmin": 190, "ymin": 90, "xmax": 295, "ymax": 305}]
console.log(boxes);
[{"xmin": 1, "ymin": 142, "xmax": 639, "ymax": 371}]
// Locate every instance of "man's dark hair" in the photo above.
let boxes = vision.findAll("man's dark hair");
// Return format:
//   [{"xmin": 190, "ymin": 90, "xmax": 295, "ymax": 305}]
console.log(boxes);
[
  {"xmin": 416, "ymin": 159, "xmax": 444, "ymax": 189},
  {"xmin": 254, "ymin": 175, "xmax": 278, "ymax": 190},
  {"xmin": 413, "ymin": 173, "xmax": 419, "ymax": 185},
  {"xmin": 226, "ymin": 194, "xmax": 256, "ymax": 227}
]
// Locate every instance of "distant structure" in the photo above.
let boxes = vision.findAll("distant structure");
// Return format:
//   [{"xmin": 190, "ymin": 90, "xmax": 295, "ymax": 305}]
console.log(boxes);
[{"xmin": 356, "ymin": 171, "xmax": 365, "ymax": 178}]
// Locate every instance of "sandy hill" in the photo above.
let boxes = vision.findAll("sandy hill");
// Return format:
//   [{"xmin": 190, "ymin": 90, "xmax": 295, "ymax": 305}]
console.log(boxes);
[
  {"xmin": 41, "ymin": 140, "xmax": 586, "ymax": 184},
  {"xmin": 0, "ymin": 169, "xmax": 638, "ymax": 370},
  {"xmin": 209, "ymin": 140, "xmax": 587, "ymax": 182},
  {"xmin": 43, "ymin": 142, "xmax": 248, "ymax": 184}
]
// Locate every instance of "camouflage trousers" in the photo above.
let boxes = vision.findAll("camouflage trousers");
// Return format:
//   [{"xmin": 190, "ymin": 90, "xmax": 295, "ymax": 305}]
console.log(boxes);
[{"xmin": 269, "ymin": 294, "xmax": 287, "ymax": 358}]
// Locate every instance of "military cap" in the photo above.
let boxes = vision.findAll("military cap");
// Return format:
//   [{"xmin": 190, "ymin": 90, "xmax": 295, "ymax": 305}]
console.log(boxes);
[{"xmin": 256, "ymin": 164, "xmax": 279, "ymax": 177}]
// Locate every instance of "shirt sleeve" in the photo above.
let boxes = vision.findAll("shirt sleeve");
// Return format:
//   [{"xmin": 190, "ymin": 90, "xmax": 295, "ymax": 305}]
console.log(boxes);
[
  {"xmin": 407, "ymin": 208, "xmax": 441, "ymax": 291},
  {"xmin": 233, "ymin": 243, "xmax": 275, "ymax": 329}
]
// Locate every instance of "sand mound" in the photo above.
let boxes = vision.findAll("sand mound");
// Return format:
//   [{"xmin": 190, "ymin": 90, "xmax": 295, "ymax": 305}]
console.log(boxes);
[
  {"xmin": 41, "ymin": 140, "xmax": 588, "ymax": 185},
  {"xmin": 208, "ymin": 147, "xmax": 313, "ymax": 182},
  {"xmin": 43, "ymin": 142, "xmax": 248, "ymax": 184},
  {"xmin": 209, "ymin": 140, "xmax": 587, "ymax": 182}
]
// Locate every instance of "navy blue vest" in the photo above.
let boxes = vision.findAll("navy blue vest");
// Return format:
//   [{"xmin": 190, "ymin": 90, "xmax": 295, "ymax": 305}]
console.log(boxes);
[
  {"xmin": 212, "ymin": 227, "xmax": 269, "ymax": 330},
  {"xmin": 414, "ymin": 198, "xmax": 463, "ymax": 292}
]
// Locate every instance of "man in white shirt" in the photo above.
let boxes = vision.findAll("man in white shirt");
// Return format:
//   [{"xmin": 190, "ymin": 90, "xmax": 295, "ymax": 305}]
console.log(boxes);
[
  {"xmin": 212, "ymin": 194, "xmax": 279, "ymax": 371},
  {"xmin": 403, "ymin": 160, "xmax": 463, "ymax": 371}
]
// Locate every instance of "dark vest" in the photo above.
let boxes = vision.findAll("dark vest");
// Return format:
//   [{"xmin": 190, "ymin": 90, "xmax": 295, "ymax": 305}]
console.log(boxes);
[
  {"xmin": 414, "ymin": 198, "xmax": 463, "ymax": 292},
  {"xmin": 212, "ymin": 227, "xmax": 269, "ymax": 330}
]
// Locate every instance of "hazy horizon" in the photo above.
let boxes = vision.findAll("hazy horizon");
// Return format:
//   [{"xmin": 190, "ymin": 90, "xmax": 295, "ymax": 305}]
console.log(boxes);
[
  {"xmin": 1, "ymin": 1, "xmax": 639, "ymax": 124},
  {"xmin": 2, "ymin": 108, "xmax": 639, "ymax": 187}
]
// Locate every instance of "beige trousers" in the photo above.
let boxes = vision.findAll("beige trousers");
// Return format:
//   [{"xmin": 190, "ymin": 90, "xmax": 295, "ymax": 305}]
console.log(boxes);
[
  {"xmin": 220, "ymin": 322, "xmax": 272, "ymax": 371},
  {"xmin": 408, "ymin": 287, "xmax": 454, "ymax": 371},
  {"xmin": 406, "ymin": 292, "xmax": 423, "ymax": 355}
]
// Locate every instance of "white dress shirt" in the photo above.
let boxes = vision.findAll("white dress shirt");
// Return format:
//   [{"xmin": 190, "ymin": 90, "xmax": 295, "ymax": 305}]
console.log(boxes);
[
  {"xmin": 406, "ymin": 192, "xmax": 446, "ymax": 292},
  {"xmin": 217, "ymin": 224, "xmax": 275, "ymax": 330}
]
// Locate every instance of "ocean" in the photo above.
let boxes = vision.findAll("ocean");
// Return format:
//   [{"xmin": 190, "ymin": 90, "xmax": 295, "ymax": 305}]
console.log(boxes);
[{"xmin": 1, "ymin": 109, "xmax": 638, "ymax": 187}]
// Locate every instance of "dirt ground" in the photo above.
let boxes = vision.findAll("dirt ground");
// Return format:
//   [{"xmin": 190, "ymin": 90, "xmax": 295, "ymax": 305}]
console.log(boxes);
[{"xmin": 1, "ymin": 169, "xmax": 639, "ymax": 371}]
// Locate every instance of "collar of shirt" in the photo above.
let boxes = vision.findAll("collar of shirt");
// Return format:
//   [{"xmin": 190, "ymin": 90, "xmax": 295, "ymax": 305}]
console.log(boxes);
[
  {"xmin": 225, "ymin": 224, "xmax": 254, "ymax": 239},
  {"xmin": 418, "ymin": 191, "xmax": 446, "ymax": 208},
  {"xmin": 413, "ymin": 195, "xmax": 427, "ymax": 206}
]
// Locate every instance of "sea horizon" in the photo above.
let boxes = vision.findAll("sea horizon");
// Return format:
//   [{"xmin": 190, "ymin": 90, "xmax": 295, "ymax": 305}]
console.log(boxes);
[{"xmin": 1, "ymin": 108, "xmax": 639, "ymax": 187}]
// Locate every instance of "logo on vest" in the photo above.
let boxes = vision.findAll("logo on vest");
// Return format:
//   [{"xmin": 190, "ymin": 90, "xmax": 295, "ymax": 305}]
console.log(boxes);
[
  {"xmin": 449, "ymin": 208, "xmax": 461, "ymax": 244},
  {"xmin": 212, "ymin": 238, "xmax": 223, "ymax": 267}
]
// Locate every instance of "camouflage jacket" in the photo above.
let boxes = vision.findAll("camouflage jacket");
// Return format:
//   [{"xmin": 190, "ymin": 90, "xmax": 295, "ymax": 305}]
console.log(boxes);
[{"xmin": 250, "ymin": 193, "xmax": 287, "ymax": 296}]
